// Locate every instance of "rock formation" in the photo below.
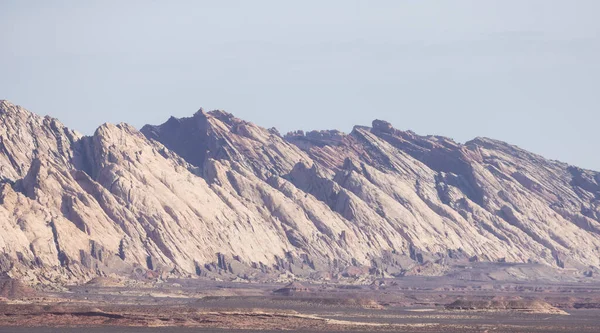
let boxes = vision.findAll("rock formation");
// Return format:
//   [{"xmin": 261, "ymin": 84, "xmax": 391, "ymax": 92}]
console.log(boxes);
[
  {"xmin": 445, "ymin": 297, "xmax": 568, "ymax": 315},
  {"xmin": 273, "ymin": 281, "xmax": 310, "ymax": 295},
  {"xmin": 0, "ymin": 99, "xmax": 599, "ymax": 286}
]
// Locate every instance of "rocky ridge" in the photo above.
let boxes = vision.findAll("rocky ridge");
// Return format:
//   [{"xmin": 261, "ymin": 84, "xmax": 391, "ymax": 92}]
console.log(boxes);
[{"xmin": 0, "ymin": 100, "xmax": 599, "ymax": 286}]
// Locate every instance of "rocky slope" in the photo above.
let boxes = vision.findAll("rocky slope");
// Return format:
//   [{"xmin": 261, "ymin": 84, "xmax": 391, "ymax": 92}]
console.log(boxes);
[{"xmin": 0, "ymin": 100, "xmax": 599, "ymax": 286}]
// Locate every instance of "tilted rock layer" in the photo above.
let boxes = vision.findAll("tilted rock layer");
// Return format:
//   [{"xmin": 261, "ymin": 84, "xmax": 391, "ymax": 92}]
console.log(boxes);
[{"xmin": 0, "ymin": 100, "xmax": 599, "ymax": 285}]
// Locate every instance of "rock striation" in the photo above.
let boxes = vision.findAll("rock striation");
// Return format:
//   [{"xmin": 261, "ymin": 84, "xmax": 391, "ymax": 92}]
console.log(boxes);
[{"xmin": 0, "ymin": 99, "xmax": 599, "ymax": 286}]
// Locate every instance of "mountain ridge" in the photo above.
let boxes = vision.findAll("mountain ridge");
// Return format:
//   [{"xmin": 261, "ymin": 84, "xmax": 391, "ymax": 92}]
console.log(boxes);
[{"xmin": 0, "ymin": 99, "xmax": 599, "ymax": 286}]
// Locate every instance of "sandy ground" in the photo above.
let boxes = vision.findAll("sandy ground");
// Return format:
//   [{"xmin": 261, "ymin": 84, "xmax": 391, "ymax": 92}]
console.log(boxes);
[{"xmin": 1, "ymin": 275, "xmax": 600, "ymax": 332}]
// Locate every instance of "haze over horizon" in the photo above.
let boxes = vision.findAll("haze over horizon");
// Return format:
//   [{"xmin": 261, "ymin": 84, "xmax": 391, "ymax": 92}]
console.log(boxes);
[{"xmin": 1, "ymin": 1, "xmax": 599, "ymax": 170}]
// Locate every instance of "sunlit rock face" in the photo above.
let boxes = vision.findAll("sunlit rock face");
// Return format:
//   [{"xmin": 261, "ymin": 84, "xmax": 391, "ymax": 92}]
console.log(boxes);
[{"xmin": 1, "ymin": 99, "xmax": 599, "ymax": 285}]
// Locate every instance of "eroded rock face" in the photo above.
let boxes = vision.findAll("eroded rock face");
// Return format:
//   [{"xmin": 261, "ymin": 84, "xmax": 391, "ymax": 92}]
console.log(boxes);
[{"xmin": 0, "ymin": 99, "xmax": 599, "ymax": 286}]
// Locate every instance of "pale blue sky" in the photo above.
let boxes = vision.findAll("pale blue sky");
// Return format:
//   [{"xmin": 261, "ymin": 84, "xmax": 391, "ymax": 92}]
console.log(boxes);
[{"xmin": 1, "ymin": 1, "xmax": 599, "ymax": 170}]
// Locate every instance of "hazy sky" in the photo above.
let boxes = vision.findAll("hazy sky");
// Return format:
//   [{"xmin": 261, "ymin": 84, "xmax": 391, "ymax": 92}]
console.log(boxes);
[{"xmin": 1, "ymin": 1, "xmax": 599, "ymax": 170}]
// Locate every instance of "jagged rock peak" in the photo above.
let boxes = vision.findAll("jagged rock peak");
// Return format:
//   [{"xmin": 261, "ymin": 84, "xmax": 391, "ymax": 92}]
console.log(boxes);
[
  {"xmin": 141, "ymin": 107, "xmax": 312, "ymax": 179},
  {"xmin": 372, "ymin": 119, "xmax": 394, "ymax": 133},
  {"xmin": 284, "ymin": 129, "xmax": 347, "ymax": 146},
  {"xmin": 0, "ymin": 100, "xmax": 16, "ymax": 111},
  {"xmin": 0, "ymin": 100, "xmax": 64, "ymax": 126},
  {"xmin": 207, "ymin": 109, "xmax": 236, "ymax": 123},
  {"xmin": 466, "ymin": 136, "xmax": 518, "ymax": 150},
  {"xmin": 285, "ymin": 130, "xmax": 305, "ymax": 138},
  {"xmin": 0, "ymin": 100, "xmax": 35, "ymax": 119},
  {"xmin": 193, "ymin": 107, "xmax": 206, "ymax": 117},
  {"xmin": 351, "ymin": 124, "xmax": 371, "ymax": 133},
  {"xmin": 187, "ymin": 108, "xmax": 238, "ymax": 124},
  {"xmin": 285, "ymin": 129, "xmax": 346, "ymax": 138}
]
